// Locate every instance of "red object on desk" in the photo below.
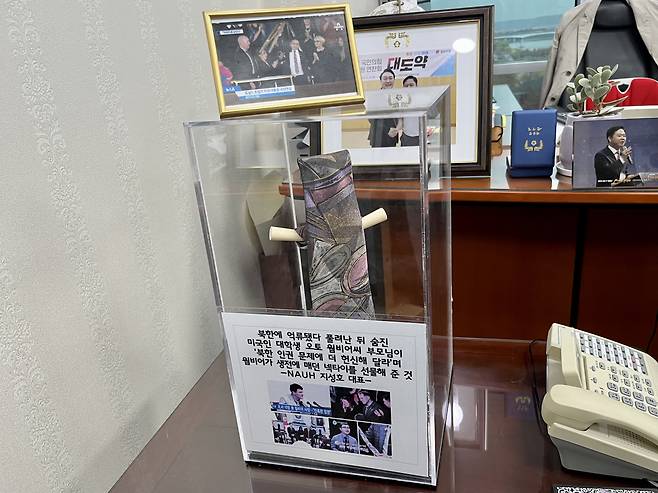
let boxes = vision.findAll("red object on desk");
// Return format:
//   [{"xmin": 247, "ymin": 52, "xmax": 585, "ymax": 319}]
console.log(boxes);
[{"xmin": 585, "ymin": 77, "xmax": 658, "ymax": 110}]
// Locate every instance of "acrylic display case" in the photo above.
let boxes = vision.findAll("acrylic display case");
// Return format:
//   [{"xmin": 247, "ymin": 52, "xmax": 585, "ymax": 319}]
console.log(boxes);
[{"xmin": 185, "ymin": 86, "xmax": 452, "ymax": 485}]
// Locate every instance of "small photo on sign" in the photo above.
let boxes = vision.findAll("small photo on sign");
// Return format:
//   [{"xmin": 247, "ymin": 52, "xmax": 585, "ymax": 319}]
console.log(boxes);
[
  {"xmin": 357, "ymin": 422, "xmax": 392, "ymax": 457},
  {"xmin": 269, "ymin": 381, "xmax": 331, "ymax": 416},
  {"xmin": 272, "ymin": 413, "xmax": 331, "ymax": 449},
  {"xmin": 329, "ymin": 419, "xmax": 359, "ymax": 453},
  {"xmin": 330, "ymin": 386, "xmax": 391, "ymax": 424}
]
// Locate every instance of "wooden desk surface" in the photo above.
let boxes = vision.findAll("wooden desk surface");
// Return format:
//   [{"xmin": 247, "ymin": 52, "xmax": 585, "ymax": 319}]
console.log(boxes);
[
  {"xmin": 110, "ymin": 339, "xmax": 648, "ymax": 493},
  {"xmin": 281, "ymin": 155, "xmax": 658, "ymax": 204},
  {"xmin": 452, "ymin": 155, "xmax": 658, "ymax": 204}
]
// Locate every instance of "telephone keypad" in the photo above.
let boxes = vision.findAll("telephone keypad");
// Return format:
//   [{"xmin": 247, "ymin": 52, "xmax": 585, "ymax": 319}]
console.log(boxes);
[{"xmin": 578, "ymin": 331, "xmax": 656, "ymax": 418}]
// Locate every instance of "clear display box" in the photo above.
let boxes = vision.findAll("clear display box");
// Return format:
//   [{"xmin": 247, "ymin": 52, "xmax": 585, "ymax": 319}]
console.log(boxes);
[{"xmin": 185, "ymin": 86, "xmax": 452, "ymax": 485}]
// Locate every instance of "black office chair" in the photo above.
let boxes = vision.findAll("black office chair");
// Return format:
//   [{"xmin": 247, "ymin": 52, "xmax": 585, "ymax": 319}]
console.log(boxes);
[{"xmin": 557, "ymin": 0, "xmax": 658, "ymax": 112}]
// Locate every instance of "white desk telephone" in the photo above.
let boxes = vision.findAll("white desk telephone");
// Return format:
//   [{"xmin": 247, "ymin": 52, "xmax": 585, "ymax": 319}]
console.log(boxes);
[{"xmin": 542, "ymin": 323, "xmax": 658, "ymax": 480}]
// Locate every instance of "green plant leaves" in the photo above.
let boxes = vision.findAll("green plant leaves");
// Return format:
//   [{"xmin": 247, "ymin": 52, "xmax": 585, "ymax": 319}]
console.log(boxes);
[
  {"xmin": 570, "ymin": 66, "xmax": 622, "ymax": 115},
  {"xmin": 594, "ymin": 85, "xmax": 609, "ymax": 99},
  {"xmin": 591, "ymin": 73, "xmax": 602, "ymax": 86}
]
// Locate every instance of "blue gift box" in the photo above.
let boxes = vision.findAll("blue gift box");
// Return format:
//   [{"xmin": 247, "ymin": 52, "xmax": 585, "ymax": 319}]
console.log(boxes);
[{"xmin": 507, "ymin": 109, "xmax": 557, "ymax": 178}]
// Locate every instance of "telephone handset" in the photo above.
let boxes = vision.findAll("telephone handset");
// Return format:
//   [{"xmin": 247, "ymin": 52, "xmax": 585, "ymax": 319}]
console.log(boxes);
[{"xmin": 542, "ymin": 323, "xmax": 658, "ymax": 480}]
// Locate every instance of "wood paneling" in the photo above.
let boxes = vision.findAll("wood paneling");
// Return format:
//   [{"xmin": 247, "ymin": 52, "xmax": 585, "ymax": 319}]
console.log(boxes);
[
  {"xmin": 451, "ymin": 203, "xmax": 579, "ymax": 340},
  {"xmin": 377, "ymin": 201, "xmax": 424, "ymax": 317},
  {"xmin": 278, "ymin": 164, "xmax": 658, "ymax": 349},
  {"xmin": 577, "ymin": 206, "xmax": 658, "ymax": 358}
]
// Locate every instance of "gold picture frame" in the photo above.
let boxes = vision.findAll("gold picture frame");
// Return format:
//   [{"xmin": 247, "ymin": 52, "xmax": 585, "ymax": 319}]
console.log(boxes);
[{"xmin": 204, "ymin": 4, "xmax": 365, "ymax": 118}]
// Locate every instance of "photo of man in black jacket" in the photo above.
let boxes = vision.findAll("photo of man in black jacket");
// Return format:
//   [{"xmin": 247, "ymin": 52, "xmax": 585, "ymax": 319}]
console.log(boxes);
[{"xmin": 594, "ymin": 125, "xmax": 639, "ymax": 187}]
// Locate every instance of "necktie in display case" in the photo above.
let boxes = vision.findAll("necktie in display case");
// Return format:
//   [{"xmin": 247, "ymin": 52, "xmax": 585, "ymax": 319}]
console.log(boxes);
[{"xmin": 184, "ymin": 86, "xmax": 452, "ymax": 485}]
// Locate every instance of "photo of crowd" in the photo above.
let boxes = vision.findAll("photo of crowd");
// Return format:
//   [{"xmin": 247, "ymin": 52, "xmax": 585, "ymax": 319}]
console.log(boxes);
[
  {"xmin": 268, "ymin": 381, "xmax": 393, "ymax": 458},
  {"xmin": 212, "ymin": 13, "xmax": 357, "ymax": 105},
  {"xmin": 330, "ymin": 386, "xmax": 391, "ymax": 424},
  {"xmin": 272, "ymin": 413, "xmax": 332, "ymax": 449}
]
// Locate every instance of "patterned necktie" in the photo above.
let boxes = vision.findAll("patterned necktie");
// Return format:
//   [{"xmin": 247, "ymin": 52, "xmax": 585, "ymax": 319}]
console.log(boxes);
[{"xmin": 296, "ymin": 150, "xmax": 374, "ymax": 318}]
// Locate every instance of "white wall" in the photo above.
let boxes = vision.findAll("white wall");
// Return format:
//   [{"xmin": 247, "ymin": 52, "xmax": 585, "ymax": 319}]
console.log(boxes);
[{"xmin": 0, "ymin": 1, "xmax": 377, "ymax": 492}]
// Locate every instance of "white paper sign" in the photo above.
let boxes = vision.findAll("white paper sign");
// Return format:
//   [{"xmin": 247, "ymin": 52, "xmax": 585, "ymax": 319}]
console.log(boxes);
[{"xmin": 222, "ymin": 312, "xmax": 430, "ymax": 478}]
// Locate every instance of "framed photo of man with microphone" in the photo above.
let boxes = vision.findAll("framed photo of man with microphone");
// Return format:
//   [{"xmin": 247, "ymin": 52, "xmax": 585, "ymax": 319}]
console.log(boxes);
[
  {"xmin": 572, "ymin": 117, "xmax": 658, "ymax": 189},
  {"xmin": 204, "ymin": 4, "xmax": 364, "ymax": 118}
]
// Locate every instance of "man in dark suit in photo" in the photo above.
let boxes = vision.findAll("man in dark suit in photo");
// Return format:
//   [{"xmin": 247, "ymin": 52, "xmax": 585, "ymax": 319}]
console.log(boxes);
[
  {"xmin": 285, "ymin": 38, "xmax": 310, "ymax": 86},
  {"xmin": 594, "ymin": 125, "xmax": 639, "ymax": 187},
  {"xmin": 355, "ymin": 390, "xmax": 387, "ymax": 423},
  {"xmin": 299, "ymin": 17, "xmax": 319, "ymax": 54},
  {"xmin": 232, "ymin": 35, "xmax": 258, "ymax": 89},
  {"xmin": 368, "ymin": 69, "xmax": 399, "ymax": 148}
]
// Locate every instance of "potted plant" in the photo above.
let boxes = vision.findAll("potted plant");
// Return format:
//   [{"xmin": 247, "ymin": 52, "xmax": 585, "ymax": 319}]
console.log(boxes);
[
  {"xmin": 564, "ymin": 64, "xmax": 626, "ymax": 116},
  {"xmin": 557, "ymin": 65, "xmax": 627, "ymax": 177}
]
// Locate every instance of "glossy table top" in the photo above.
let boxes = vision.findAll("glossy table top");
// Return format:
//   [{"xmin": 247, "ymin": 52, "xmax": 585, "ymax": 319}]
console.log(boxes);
[{"xmin": 111, "ymin": 338, "xmax": 651, "ymax": 493}]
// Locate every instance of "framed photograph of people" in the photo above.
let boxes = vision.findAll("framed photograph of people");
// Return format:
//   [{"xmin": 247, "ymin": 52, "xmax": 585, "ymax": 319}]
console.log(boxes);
[
  {"xmin": 204, "ymin": 5, "xmax": 365, "ymax": 118},
  {"xmin": 321, "ymin": 7, "xmax": 493, "ymax": 176},
  {"xmin": 572, "ymin": 117, "xmax": 658, "ymax": 189}
]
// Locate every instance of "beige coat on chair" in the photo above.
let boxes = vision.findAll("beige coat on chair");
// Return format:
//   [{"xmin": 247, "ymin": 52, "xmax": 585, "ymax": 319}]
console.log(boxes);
[{"xmin": 539, "ymin": 0, "xmax": 658, "ymax": 109}]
